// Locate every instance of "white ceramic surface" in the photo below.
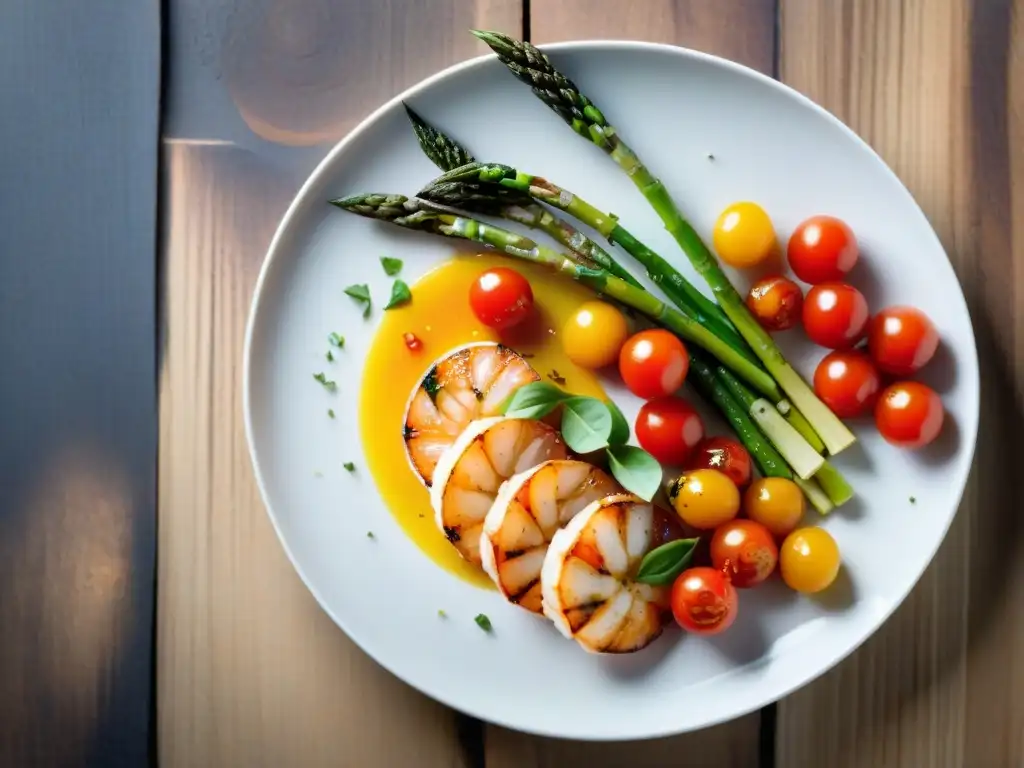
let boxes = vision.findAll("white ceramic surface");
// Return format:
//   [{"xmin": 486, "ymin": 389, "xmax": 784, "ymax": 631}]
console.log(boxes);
[{"xmin": 243, "ymin": 42, "xmax": 978, "ymax": 740}]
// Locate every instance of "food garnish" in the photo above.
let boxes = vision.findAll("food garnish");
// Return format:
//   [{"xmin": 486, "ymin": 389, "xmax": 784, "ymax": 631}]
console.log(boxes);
[
  {"xmin": 380, "ymin": 255, "xmax": 403, "ymax": 276},
  {"xmin": 328, "ymin": 332, "xmax": 345, "ymax": 347},
  {"xmin": 474, "ymin": 613, "xmax": 492, "ymax": 632},
  {"xmin": 343, "ymin": 462, "xmax": 356, "ymax": 472},
  {"xmin": 344, "ymin": 283, "xmax": 372, "ymax": 318},
  {"xmin": 385, "ymin": 279, "xmax": 412, "ymax": 309},
  {"xmin": 313, "ymin": 372, "xmax": 337, "ymax": 391},
  {"xmin": 402, "ymin": 332, "xmax": 422, "ymax": 351}
]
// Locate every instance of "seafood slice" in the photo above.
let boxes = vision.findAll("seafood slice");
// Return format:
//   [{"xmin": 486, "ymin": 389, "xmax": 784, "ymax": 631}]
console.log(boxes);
[
  {"xmin": 480, "ymin": 460, "xmax": 620, "ymax": 613},
  {"xmin": 431, "ymin": 416, "xmax": 567, "ymax": 565},
  {"xmin": 404, "ymin": 342, "xmax": 539, "ymax": 486},
  {"xmin": 541, "ymin": 494, "xmax": 676, "ymax": 654}
]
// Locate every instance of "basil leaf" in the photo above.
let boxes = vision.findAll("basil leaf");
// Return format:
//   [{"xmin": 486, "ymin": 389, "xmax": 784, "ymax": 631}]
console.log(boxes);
[
  {"xmin": 635, "ymin": 538, "xmax": 699, "ymax": 586},
  {"xmin": 607, "ymin": 444, "xmax": 662, "ymax": 501},
  {"xmin": 501, "ymin": 381, "xmax": 568, "ymax": 419},
  {"xmin": 560, "ymin": 397, "xmax": 612, "ymax": 453},
  {"xmin": 380, "ymin": 256, "xmax": 403, "ymax": 276},
  {"xmin": 606, "ymin": 400, "xmax": 630, "ymax": 445},
  {"xmin": 344, "ymin": 283, "xmax": 372, "ymax": 318},
  {"xmin": 385, "ymin": 279, "xmax": 412, "ymax": 309}
]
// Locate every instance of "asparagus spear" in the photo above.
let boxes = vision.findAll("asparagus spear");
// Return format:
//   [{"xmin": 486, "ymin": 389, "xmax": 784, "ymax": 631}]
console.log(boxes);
[
  {"xmin": 332, "ymin": 194, "xmax": 777, "ymax": 397},
  {"xmin": 473, "ymin": 29, "xmax": 856, "ymax": 456}
]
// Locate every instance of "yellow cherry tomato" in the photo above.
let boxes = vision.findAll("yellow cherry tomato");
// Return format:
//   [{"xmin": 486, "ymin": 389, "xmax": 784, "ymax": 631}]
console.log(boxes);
[
  {"xmin": 713, "ymin": 202, "xmax": 776, "ymax": 268},
  {"xmin": 744, "ymin": 477, "xmax": 806, "ymax": 538},
  {"xmin": 667, "ymin": 468, "xmax": 740, "ymax": 530},
  {"xmin": 780, "ymin": 527, "xmax": 841, "ymax": 594},
  {"xmin": 561, "ymin": 300, "xmax": 629, "ymax": 369}
]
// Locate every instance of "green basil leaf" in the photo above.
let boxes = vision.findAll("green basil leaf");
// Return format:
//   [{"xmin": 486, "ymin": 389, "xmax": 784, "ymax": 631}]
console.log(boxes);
[
  {"xmin": 344, "ymin": 283, "xmax": 372, "ymax": 318},
  {"xmin": 380, "ymin": 256, "xmax": 403, "ymax": 276},
  {"xmin": 560, "ymin": 397, "xmax": 612, "ymax": 453},
  {"xmin": 607, "ymin": 444, "xmax": 662, "ymax": 501},
  {"xmin": 606, "ymin": 400, "xmax": 630, "ymax": 445},
  {"xmin": 501, "ymin": 381, "xmax": 568, "ymax": 419},
  {"xmin": 385, "ymin": 279, "xmax": 412, "ymax": 309},
  {"xmin": 635, "ymin": 538, "xmax": 699, "ymax": 586}
]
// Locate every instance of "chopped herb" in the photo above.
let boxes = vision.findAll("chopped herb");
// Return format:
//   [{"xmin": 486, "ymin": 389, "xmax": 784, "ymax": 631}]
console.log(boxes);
[
  {"xmin": 344, "ymin": 284, "xmax": 372, "ymax": 318},
  {"xmin": 380, "ymin": 256, "xmax": 403, "ymax": 276},
  {"xmin": 328, "ymin": 332, "xmax": 345, "ymax": 348},
  {"xmin": 909, "ymin": 496, "xmax": 917, "ymax": 504},
  {"xmin": 343, "ymin": 462, "xmax": 356, "ymax": 472},
  {"xmin": 385, "ymin": 279, "xmax": 412, "ymax": 309},
  {"xmin": 547, "ymin": 370, "xmax": 567, "ymax": 386},
  {"xmin": 437, "ymin": 609, "xmax": 447, "ymax": 618},
  {"xmin": 326, "ymin": 350, "xmax": 334, "ymax": 362},
  {"xmin": 327, "ymin": 409, "xmax": 335, "ymax": 419},
  {"xmin": 313, "ymin": 372, "xmax": 337, "ymax": 391},
  {"xmin": 707, "ymin": 152, "xmax": 715, "ymax": 161},
  {"xmin": 474, "ymin": 613, "xmax": 492, "ymax": 632},
  {"xmin": 366, "ymin": 531, "xmax": 375, "ymax": 539}
]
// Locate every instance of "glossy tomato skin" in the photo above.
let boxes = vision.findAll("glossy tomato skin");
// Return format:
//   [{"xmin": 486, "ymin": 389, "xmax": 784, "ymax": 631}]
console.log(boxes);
[
  {"xmin": 670, "ymin": 567, "xmax": 739, "ymax": 635},
  {"xmin": 787, "ymin": 215, "xmax": 859, "ymax": 284},
  {"xmin": 875, "ymin": 381, "xmax": 944, "ymax": 449},
  {"xmin": 688, "ymin": 437, "xmax": 753, "ymax": 488},
  {"xmin": 802, "ymin": 283, "xmax": 869, "ymax": 349},
  {"xmin": 813, "ymin": 350, "xmax": 882, "ymax": 418},
  {"xmin": 618, "ymin": 329, "xmax": 690, "ymax": 399},
  {"xmin": 468, "ymin": 267, "xmax": 534, "ymax": 330},
  {"xmin": 867, "ymin": 306, "xmax": 939, "ymax": 376},
  {"xmin": 713, "ymin": 202, "xmax": 776, "ymax": 268},
  {"xmin": 710, "ymin": 520, "xmax": 778, "ymax": 588},
  {"xmin": 635, "ymin": 396, "xmax": 705, "ymax": 466},
  {"xmin": 746, "ymin": 275, "xmax": 804, "ymax": 331},
  {"xmin": 668, "ymin": 468, "xmax": 741, "ymax": 530},
  {"xmin": 561, "ymin": 300, "xmax": 629, "ymax": 369},
  {"xmin": 744, "ymin": 478, "xmax": 805, "ymax": 539},
  {"xmin": 780, "ymin": 527, "xmax": 841, "ymax": 594}
]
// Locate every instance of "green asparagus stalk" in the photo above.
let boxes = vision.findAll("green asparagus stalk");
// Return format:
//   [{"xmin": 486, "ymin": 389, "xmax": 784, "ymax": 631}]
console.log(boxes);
[
  {"xmin": 473, "ymin": 29, "xmax": 856, "ymax": 457},
  {"xmin": 332, "ymin": 194, "xmax": 776, "ymax": 397}
]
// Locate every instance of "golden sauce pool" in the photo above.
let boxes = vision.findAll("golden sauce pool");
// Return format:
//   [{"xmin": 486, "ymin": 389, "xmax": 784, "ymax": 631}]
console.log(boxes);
[{"xmin": 360, "ymin": 254, "xmax": 608, "ymax": 587}]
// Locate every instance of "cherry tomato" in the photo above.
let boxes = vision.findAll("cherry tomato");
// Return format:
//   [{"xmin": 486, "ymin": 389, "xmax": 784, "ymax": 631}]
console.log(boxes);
[
  {"xmin": 667, "ymin": 468, "xmax": 740, "ymax": 530},
  {"xmin": 671, "ymin": 567, "xmax": 738, "ymax": 635},
  {"xmin": 713, "ymin": 202, "xmax": 776, "ymax": 268},
  {"xmin": 561, "ymin": 300, "xmax": 629, "ymax": 369},
  {"xmin": 746, "ymin": 275, "xmax": 804, "ymax": 331},
  {"xmin": 874, "ymin": 381, "xmax": 944, "ymax": 449},
  {"xmin": 618, "ymin": 329, "xmax": 690, "ymax": 399},
  {"xmin": 744, "ymin": 478, "xmax": 805, "ymax": 538},
  {"xmin": 780, "ymin": 527, "xmax": 841, "ymax": 593},
  {"xmin": 688, "ymin": 437, "xmax": 752, "ymax": 488},
  {"xmin": 710, "ymin": 520, "xmax": 779, "ymax": 588},
  {"xmin": 469, "ymin": 267, "xmax": 534, "ymax": 330},
  {"xmin": 867, "ymin": 306, "xmax": 939, "ymax": 376},
  {"xmin": 635, "ymin": 396, "xmax": 705, "ymax": 466},
  {"xmin": 813, "ymin": 350, "xmax": 882, "ymax": 418},
  {"xmin": 802, "ymin": 283, "xmax": 869, "ymax": 349},
  {"xmin": 787, "ymin": 215, "xmax": 859, "ymax": 284}
]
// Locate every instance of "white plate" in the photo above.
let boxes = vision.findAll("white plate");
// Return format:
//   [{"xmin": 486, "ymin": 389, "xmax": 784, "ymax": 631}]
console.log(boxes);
[{"xmin": 243, "ymin": 42, "xmax": 978, "ymax": 740}]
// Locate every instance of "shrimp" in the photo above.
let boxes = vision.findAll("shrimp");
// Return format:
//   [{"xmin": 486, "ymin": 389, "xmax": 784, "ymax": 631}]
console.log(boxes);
[
  {"xmin": 541, "ymin": 494, "xmax": 677, "ymax": 654},
  {"xmin": 403, "ymin": 342, "xmax": 539, "ymax": 486},
  {"xmin": 480, "ymin": 460, "xmax": 620, "ymax": 613},
  {"xmin": 430, "ymin": 417, "xmax": 567, "ymax": 565}
]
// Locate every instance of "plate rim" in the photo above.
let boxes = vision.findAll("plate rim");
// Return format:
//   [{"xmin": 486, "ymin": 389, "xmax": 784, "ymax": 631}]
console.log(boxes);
[{"xmin": 242, "ymin": 39, "xmax": 980, "ymax": 740}]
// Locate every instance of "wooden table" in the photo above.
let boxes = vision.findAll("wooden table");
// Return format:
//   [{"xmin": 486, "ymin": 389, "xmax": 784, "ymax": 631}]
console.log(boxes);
[{"xmin": 4, "ymin": 0, "xmax": 1022, "ymax": 765}]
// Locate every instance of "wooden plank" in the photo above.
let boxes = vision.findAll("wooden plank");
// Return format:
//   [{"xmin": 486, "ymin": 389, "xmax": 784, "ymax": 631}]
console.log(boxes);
[
  {"xmin": 776, "ymin": 1, "xmax": 1024, "ymax": 766},
  {"xmin": 0, "ymin": 0, "xmax": 159, "ymax": 765},
  {"xmin": 482, "ymin": 4, "xmax": 775, "ymax": 766},
  {"xmin": 156, "ymin": 2, "xmax": 521, "ymax": 767}
]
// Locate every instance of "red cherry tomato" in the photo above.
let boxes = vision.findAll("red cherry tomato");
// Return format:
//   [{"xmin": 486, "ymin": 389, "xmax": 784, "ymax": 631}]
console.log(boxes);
[
  {"xmin": 788, "ymin": 215, "xmax": 859, "ymax": 284},
  {"xmin": 746, "ymin": 275, "xmax": 804, "ymax": 331},
  {"xmin": 618, "ymin": 329, "xmax": 690, "ymax": 399},
  {"xmin": 635, "ymin": 396, "xmax": 705, "ymax": 466},
  {"xmin": 812, "ymin": 350, "xmax": 882, "ymax": 418},
  {"xmin": 875, "ymin": 381, "xmax": 945, "ymax": 449},
  {"xmin": 867, "ymin": 306, "xmax": 939, "ymax": 376},
  {"xmin": 687, "ymin": 437, "xmax": 753, "ymax": 488},
  {"xmin": 710, "ymin": 520, "xmax": 779, "ymax": 588},
  {"xmin": 468, "ymin": 267, "xmax": 534, "ymax": 330},
  {"xmin": 670, "ymin": 567, "xmax": 738, "ymax": 635},
  {"xmin": 802, "ymin": 283, "xmax": 869, "ymax": 349}
]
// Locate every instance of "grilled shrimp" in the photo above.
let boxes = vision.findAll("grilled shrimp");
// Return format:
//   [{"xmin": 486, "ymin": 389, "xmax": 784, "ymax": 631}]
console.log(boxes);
[
  {"xmin": 431, "ymin": 417, "xmax": 567, "ymax": 565},
  {"xmin": 541, "ymin": 494, "xmax": 676, "ymax": 654},
  {"xmin": 480, "ymin": 460, "xmax": 619, "ymax": 613},
  {"xmin": 404, "ymin": 342, "xmax": 539, "ymax": 486}
]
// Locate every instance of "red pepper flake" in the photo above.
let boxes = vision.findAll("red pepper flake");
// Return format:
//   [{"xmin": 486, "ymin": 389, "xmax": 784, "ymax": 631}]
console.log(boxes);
[{"xmin": 403, "ymin": 332, "xmax": 423, "ymax": 352}]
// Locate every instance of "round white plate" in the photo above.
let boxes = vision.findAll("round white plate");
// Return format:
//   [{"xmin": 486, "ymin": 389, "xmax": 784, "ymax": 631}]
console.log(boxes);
[{"xmin": 244, "ymin": 42, "xmax": 978, "ymax": 740}]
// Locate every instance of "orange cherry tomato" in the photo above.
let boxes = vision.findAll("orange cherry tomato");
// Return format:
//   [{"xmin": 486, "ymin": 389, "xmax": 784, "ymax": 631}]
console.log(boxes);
[
  {"xmin": 787, "ymin": 215, "xmax": 859, "ymax": 284},
  {"xmin": 710, "ymin": 520, "xmax": 779, "ymax": 588},
  {"xmin": 618, "ymin": 329, "xmax": 690, "ymax": 399},
  {"xmin": 813, "ymin": 349, "xmax": 882, "ymax": 418},
  {"xmin": 746, "ymin": 275, "xmax": 804, "ymax": 331},
  {"xmin": 802, "ymin": 283, "xmax": 869, "ymax": 349},
  {"xmin": 874, "ymin": 381, "xmax": 944, "ymax": 449},
  {"xmin": 468, "ymin": 267, "xmax": 534, "ymax": 330},
  {"xmin": 867, "ymin": 306, "xmax": 939, "ymax": 376},
  {"xmin": 670, "ymin": 567, "xmax": 738, "ymax": 635},
  {"xmin": 687, "ymin": 437, "xmax": 753, "ymax": 488},
  {"xmin": 635, "ymin": 396, "xmax": 705, "ymax": 466}
]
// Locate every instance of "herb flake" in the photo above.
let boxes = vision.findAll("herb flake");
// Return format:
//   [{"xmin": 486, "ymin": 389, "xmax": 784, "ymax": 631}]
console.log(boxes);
[
  {"xmin": 328, "ymin": 332, "xmax": 345, "ymax": 348},
  {"xmin": 313, "ymin": 372, "xmax": 337, "ymax": 391},
  {"xmin": 474, "ymin": 613, "xmax": 492, "ymax": 632},
  {"xmin": 547, "ymin": 369, "xmax": 567, "ymax": 386},
  {"xmin": 344, "ymin": 284, "xmax": 372, "ymax": 318},
  {"xmin": 326, "ymin": 350, "xmax": 334, "ymax": 362},
  {"xmin": 380, "ymin": 256, "xmax": 403, "ymax": 276},
  {"xmin": 385, "ymin": 279, "xmax": 412, "ymax": 310},
  {"xmin": 328, "ymin": 409, "xmax": 335, "ymax": 419},
  {"xmin": 437, "ymin": 609, "xmax": 447, "ymax": 618},
  {"xmin": 343, "ymin": 462, "xmax": 356, "ymax": 472},
  {"xmin": 366, "ymin": 531, "xmax": 375, "ymax": 539}
]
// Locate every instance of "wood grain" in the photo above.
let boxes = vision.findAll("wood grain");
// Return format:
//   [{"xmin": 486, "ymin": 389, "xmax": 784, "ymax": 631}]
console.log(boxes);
[
  {"xmin": 777, "ymin": 1, "xmax": 1024, "ymax": 766},
  {"xmin": 482, "ymin": 4, "xmax": 775, "ymax": 765},
  {"xmin": 156, "ymin": 2, "xmax": 521, "ymax": 767}
]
